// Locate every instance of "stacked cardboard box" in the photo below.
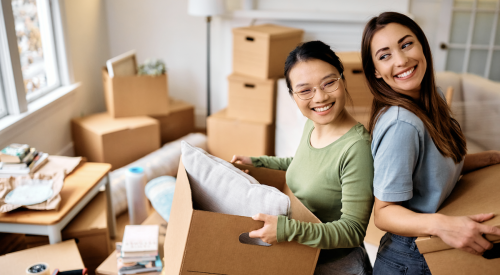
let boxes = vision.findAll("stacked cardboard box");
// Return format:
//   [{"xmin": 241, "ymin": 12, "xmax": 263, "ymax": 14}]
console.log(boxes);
[
  {"xmin": 208, "ymin": 24, "xmax": 303, "ymax": 161},
  {"xmin": 73, "ymin": 65, "xmax": 195, "ymax": 170}
]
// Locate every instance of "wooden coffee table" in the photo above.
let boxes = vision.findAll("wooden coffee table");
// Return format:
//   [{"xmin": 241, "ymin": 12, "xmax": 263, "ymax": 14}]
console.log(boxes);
[{"xmin": 0, "ymin": 162, "xmax": 116, "ymax": 244}]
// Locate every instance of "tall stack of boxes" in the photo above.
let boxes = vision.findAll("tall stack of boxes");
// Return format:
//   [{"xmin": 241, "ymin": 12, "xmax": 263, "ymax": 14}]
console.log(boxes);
[
  {"xmin": 336, "ymin": 52, "xmax": 373, "ymax": 127},
  {"xmin": 72, "ymin": 66, "xmax": 195, "ymax": 170},
  {"xmin": 208, "ymin": 24, "xmax": 304, "ymax": 161}
]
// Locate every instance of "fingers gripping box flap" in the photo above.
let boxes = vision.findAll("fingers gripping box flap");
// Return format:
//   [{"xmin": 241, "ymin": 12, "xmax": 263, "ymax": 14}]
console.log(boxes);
[
  {"xmin": 415, "ymin": 164, "xmax": 500, "ymax": 275},
  {"xmin": 163, "ymin": 159, "xmax": 321, "ymax": 275}
]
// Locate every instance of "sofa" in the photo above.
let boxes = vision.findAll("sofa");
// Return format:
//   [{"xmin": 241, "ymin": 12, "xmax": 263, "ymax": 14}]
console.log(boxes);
[{"xmin": 435, "ymin": 71, "xmax": 500, "ymax": 153}]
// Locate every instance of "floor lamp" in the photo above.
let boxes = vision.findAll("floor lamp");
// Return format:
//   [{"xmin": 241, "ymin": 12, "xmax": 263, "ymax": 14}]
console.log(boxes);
[{"xmin": 188, "ymin": 0, "xmax": 225, "ymax": 117}]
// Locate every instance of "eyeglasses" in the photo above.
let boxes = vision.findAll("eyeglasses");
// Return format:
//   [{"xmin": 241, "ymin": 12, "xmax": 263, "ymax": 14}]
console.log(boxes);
[{"xmin": 291, "ymin": 73, "xmax": 343, "ymax": 100}]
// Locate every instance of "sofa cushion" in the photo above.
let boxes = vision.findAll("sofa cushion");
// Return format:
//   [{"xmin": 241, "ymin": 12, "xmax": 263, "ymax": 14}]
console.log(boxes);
[
  {"xmin": 435, "ymin": 71, "xmax": 465, "ymax": 128},
  {"xmin": 181, "ymin": 141, "xmax": 291, "ymax": 217},
  {"xmin": 461, "ymin": 73, "xmax": 500, "ymax": 151}
]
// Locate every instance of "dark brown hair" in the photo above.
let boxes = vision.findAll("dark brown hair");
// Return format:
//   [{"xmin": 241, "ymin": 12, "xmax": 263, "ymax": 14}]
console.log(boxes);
[{"xmin": 361, "ymin": 12, "xmax": 466, "ymax": 163}]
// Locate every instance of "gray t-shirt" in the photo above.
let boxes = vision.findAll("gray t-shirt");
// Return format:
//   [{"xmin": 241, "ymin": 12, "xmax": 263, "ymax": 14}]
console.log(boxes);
[{"xmin": 371, "ymin": 106, "xmax": 464, "ymax": 213}]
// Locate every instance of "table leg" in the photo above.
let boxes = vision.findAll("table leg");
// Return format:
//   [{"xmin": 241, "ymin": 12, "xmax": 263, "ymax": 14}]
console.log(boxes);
[
  {"xmin": 105, "ymin": 173, "xmax": 117, "ymax": 239},
  {"xmin": 48, "ymin": 226, "xmax": 62, "ymax": 244}
]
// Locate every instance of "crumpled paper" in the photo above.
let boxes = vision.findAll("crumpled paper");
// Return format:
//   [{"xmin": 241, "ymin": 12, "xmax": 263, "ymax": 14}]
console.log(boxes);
[{"xmin": 0, "ymin": 156, "xmax": 82, "ymax": 213}]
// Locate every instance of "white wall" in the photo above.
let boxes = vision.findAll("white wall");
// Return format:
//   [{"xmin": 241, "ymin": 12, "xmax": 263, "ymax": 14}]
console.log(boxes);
[
  {"xmin": 0, "ymin": 0, "xmax": 110, "ymax": 155},
  {"xmin": 104, "ymin": 0, "xmax": 209, "ymax": 127},
  {"xmin": 0, "ymin": 0, "xmax": 446, "ymax": 155}
]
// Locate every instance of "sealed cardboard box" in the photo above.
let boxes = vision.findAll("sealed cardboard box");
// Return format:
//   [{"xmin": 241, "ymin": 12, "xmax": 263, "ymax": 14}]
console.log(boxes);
[
  {"xmin": 102, "ymin": 68, "xmax": 169, "ymax": 118},
  {"xmin": 227, "ymin": 73, "xmax": 277, "ymax": 124},
  {"xmin": 364, "ymin": 210, "xmax": 386, "ymax": 246},
  {"xmin": 233, "ymin": 24, "xmax": 303, "ymax": 79},
  {"xmin": 163, "ymin": 160, "xmax": 320, "ymax": 275},
  {"xmin": 207, "ymin": 109, "xmax": 274, "ymax": 161},
  {"xmin": 336, "ymin": 52, "xmax": 373, "ymax": 109},
  {"xmin": 150, "ymin": 98, "xmax": 195, "ymax": 144},
  {"xmin": 415, "ymin": 164, "xmax": 500, "ymax": 275},
  {"xmin": 26, "ymin": 192, "xmax": 111, "ymax": 274},
  {"xmin": 72, "ymin": 113, "xmax": 160, "ymax": 169}
]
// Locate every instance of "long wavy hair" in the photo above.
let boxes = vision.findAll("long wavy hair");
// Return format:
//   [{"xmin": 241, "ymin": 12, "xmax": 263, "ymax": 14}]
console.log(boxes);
[{"xmin": 361, "ymin": 12, "xmax": 466, "ymax": 163}]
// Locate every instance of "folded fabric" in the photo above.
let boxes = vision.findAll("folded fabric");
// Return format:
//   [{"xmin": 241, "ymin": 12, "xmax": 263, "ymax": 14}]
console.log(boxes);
[
  {"xmin": 181, "ymin": 141, "xmax": 290, "ymax": 218},
  {"xmin": 145, "ymin": 176, "xmax": 176, "ymax": 222}
]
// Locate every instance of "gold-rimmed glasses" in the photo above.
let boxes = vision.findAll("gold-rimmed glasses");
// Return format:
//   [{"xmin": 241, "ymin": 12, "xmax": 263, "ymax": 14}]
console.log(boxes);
[{"xmin": 291, "ymin": 73, "xmax": 343, "ymax": 100}]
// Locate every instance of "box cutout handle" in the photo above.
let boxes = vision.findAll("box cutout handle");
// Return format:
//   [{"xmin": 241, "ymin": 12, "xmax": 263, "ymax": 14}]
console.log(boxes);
[
  {"xmin": 483, "ymin": 242, "xmax": 500, "ymax": 259},
  {"xmin": 239, "ymin": 232, "xmax": 271, "ymax": 247},
  {"xmin": 244, "ymin": 83, "xmax": 255, "ymax": 88},
  {"xmin": 246, "ymin": 36, "xmax": 254, "ymax": 42},
  {"xmin": 352, "ymin": 69, "xmax": 363, "ymax": 74}
]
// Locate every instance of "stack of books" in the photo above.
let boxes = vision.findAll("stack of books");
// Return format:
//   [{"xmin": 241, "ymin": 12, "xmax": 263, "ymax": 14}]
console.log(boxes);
[
  {"xmin": 117, "ymin": 225, "xmax": 162, "ymax": 275},
  {"xmin": 0, "ymin": 143, "xmax": 49, "ymax": 176}
]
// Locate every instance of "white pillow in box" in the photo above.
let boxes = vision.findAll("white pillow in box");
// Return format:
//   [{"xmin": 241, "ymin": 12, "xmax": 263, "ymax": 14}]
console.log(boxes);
[{"xmin": 181, "ymin": 141, "xmax": 291, "ymax": 218}]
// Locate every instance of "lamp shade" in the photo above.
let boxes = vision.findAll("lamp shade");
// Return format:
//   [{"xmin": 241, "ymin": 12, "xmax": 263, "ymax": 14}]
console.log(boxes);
[{"xmin": 188, "ymin": 0, "xmax": 226, "ymax": 17}]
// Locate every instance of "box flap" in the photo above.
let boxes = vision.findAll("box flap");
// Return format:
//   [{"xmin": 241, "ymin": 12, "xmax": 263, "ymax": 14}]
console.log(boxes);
[
  {"xmin": 232, "ymin": 24, "xmax": 304, "ymax": 39},
  {"xmin": 163, "ymin": 159, "xmax": 194, "ymax": 275},
  {"xmin": 416, "ymin": 164, "xmax": 500, "ymax": 254},
  {"xmin": 72, "ymin": 113, "xmax": 159, "ymax": 135}
]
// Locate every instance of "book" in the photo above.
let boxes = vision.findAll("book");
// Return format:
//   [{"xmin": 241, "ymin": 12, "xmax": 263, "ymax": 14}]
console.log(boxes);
[
  {"xmin": 116, "ymin": 242, "xmax": 162, "ymax": 275},
  {"xmin": 0, "ymin": 152, "xmax": 48, "ymax": 176},
  {"xmin": 122, "ymin": 225, "xmax": 159, "ymax": 254},
  {"xmin": 0, "ymin": 144, "xmax": 30, "ymax": 163}
]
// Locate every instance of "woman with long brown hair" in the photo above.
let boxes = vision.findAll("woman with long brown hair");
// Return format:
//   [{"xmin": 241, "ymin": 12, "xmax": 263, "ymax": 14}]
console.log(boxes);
[{"xmin": 361, "ymin": 12, "xmax": 500, "ymax": 274}]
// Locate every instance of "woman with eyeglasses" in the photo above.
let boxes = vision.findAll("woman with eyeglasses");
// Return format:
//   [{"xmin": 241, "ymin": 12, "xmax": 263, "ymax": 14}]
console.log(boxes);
[
  {"xmin": 231, "ymin": 41, "xmax": 374, "ymax": 275},
  {"xmin": 360, "ymin": 12, "xmax": 500, "ymax": 275}
]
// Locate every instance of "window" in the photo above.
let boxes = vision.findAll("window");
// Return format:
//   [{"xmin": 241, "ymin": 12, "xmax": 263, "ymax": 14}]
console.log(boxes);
[{"xmin": 0, "ymin": 0, "xmax": 65, "ymax": 119}]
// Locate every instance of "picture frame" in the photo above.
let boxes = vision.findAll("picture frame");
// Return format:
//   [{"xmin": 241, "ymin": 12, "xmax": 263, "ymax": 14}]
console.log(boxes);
[{"xmin": 106, "ymin": 50, "xmax": 137, "ymax": 78}]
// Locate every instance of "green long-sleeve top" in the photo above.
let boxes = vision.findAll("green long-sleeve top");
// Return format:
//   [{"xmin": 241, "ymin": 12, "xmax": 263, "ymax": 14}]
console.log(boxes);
[{"xmin": 252, "ymin": 120, "xmax": 374, "ymax": 259}]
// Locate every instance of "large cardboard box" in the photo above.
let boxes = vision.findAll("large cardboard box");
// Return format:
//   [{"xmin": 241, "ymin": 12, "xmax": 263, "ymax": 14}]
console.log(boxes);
[
  {"xmin": 336, "ymin": 52, "xmax": 373, "ymax": 109},
  {"xmin": 163, "ymin": 160, "xmax": 320, "ymax": 275},
  {"xmin": 26, "ymin": 192, "xmax": 111, "ymax": 275},
  {"xmin": 102, "ymin": 68, "xmax": 170, "ymax": 118},
  {"xmin": 227, "ymin": 73, "xmax": 277, "ymax": 124},
  {"xmin": 72, "ymin": 113, "xmax": 160, "ymax": 169},
  {"xmin": 233, "ymin": 24, "xmax": 303, "ymax": 79},
  {"xmin": 0, "ymin": 240, "xmax": 84, "ymax": 274},
  {"xmin": 150, "ymin": 98, "xmax": 195, "ymax": 144},
  {"xmin": 207, "ymin": 109, "xmax": 274, "ymax": 161},
  {"xmin": 415, "ymin": 164, "xmax": 500, "ymax": 275}
]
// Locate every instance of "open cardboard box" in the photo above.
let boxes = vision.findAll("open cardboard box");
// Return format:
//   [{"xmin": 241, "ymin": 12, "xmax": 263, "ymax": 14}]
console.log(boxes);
[
  {"xmin": 415, "ymin": 164, "xmax": 500, "ymax": 275},
  {"xmin": 102, "ymin": 67, "xmax": 170, "ymax": 118},
  {"xmin": 163, "ymin": 159, "xmax": 321, "ymax": 275}
]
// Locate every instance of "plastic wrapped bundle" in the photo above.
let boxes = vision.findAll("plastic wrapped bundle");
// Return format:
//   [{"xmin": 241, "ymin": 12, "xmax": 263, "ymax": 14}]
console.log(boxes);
[{"xmin": 110, "ymin": 133, "xmax": 207, "ymax": 216}]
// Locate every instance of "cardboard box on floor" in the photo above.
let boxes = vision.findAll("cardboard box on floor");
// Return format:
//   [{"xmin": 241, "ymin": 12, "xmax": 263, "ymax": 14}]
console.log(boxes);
[
  {"xmin": 415, "ymin": 164, "xmax": 500, "ymax": 275},
  {"xmin": 95, "ymin": 210, "xmax": 167, "ymax": 275},
  {"xmin": 163, "ymin": 159, "xmax": 321, "ymax": 275},
  {"xmin": 72, "ymin": 113, "xmax": 160, "ymax": 169},
  {"xmin": 227, "ymin": 73, "xmax": 277, "ymax": 124},
  {"xmin": 102, "ymin": 68, "xmax": 170, "ymax": 118},
  {"xmin": 336, "ymin": 52, "xmax": 373, "ymax": 109},
  {"xmin": 207, "ymin": 109, "xmax": 275, "ymax": 161},
  {"xmin": 25, "ymin": 192, "xmax": 111, "ymax": 274},
  {"xmin": 0, "ymin": 240, "xmax": 84, "ymax": 274},
  {"xmin": 150, "ymin": 98, "xmax": 195, "ymax": 144},
  {"xmin": 233, "ymin": 24, "xmax": 303, "ymax": 79}
]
